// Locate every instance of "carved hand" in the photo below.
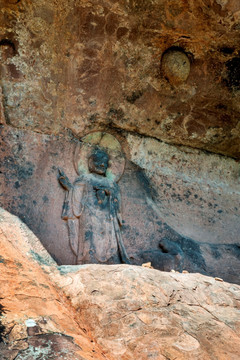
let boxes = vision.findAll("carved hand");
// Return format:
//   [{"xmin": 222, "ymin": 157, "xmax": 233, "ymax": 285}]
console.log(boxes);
[
  {"xmin": 58, "ymin": 168, "xmax": 66, "ymax": 178},
  {"xmin": 58, "ymin": 168, "xmax": 72, "ymax": 191}
]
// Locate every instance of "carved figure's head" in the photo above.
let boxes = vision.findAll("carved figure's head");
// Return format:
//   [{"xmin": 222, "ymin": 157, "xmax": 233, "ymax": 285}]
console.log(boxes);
[{"xmin": 88, "ymin": 148, "xmax": 109, "ymax": 176}]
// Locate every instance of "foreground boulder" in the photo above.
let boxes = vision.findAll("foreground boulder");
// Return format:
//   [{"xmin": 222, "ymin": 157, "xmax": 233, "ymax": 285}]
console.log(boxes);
[
  {"xmin": 56, "ymin": 265, "xmax": 240, "ymax": 360},
  {"xmin": 0, "ymin": 207, "xmax": 112, "ymax": 360},
  {"xmin": 0, "ymin": 207, "xmax": 240, "ymax": 359}
]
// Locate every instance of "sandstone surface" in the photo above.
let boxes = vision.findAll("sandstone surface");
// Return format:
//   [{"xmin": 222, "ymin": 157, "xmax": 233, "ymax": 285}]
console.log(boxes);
[
  {"xmin": 127, "ymin": 133, "xmax": 240, "ymax": 246},
  {"xmin": 57, "ymin": 264, "xmax": 240, "ymax": 360},
  {"xmin": 0, "ymin": 207, "xmax": 240, "ymax": 360},
  {"xmin": 0, "ymin": 207, "xmax": 113, "ymax": 360},
  {"xmin": 0, "ymin": 0, "xmax": 240, "ymax": 284},
  {"xmin": 0, "ymin": 0, "xmax": 240, "ymax": 157},
  {"xmin": 0, "ymin": 0, "xmax": 240, "ymax": 356},
  {"xmin": 0, "ymin": 124, "xmax": 239, "ymax": 283}
]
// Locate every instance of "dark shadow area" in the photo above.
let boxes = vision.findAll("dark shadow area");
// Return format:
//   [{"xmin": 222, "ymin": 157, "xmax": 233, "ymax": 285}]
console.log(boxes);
[{"xmin": 0, "ymin": 298, "xmax": 6, "ymax": 343}]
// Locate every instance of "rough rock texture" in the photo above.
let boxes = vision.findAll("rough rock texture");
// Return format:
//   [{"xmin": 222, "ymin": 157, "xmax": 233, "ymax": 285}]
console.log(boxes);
[
  {"xmin": 126, "ymin": 133, "xmax": 240, "ymax": 245},
  {"xmin": 0, "ymin": 0, "xmax": 240, "ymax": 157},
  {"xmin": 0, "ymin": 207, "xmax": 113, "ymax": 360},
  {"xmin": 0, "ymin": 0, "xmax": 239, "ymax": 299},
  {"xmin": 1, "ymin": 1, "xmax": 240, "ymax": 357},
  {"xmin": 0, "ymin": 87, "xmax": 6, "ymax": 124},
  {"xmin": 0, "ymin": 125, "xmax": 240, "ymax": 283},
  {"xmin": 57, "ymin": 264, "xmax": 240, "ymax": 360},
  {"xmin": 1, "ymin": 207, "xmax": 240, "ymax": 360},
  {"xmin": 0, "ymin": 125, "xmax": 192, "ymax": 268}
]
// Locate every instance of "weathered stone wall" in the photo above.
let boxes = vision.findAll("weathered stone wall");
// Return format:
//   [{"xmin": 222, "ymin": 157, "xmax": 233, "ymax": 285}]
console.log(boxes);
[
  {"xmin": 0, "ymin": 125, "xmax": 197, "ymax": 269},
  {"xmin": 0, "ymin": 1, "xmax": 239, "ymax": 282},
  {"xmin": 0, "ymin": 0, "xmax": 240, "ymax": 157},
  {"xmin": 127, "ymin": 133, "xmax": 240, "ymax": 245},
  {"xmin": 0, "ymin": 125, "xmax": 239, "ymax": 283}
]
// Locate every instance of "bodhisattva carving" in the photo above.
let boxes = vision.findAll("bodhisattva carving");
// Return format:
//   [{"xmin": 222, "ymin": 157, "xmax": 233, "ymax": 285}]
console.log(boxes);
[{"xmin": 58, "ymin": 133, "xmax": 130, "ymax": 265}]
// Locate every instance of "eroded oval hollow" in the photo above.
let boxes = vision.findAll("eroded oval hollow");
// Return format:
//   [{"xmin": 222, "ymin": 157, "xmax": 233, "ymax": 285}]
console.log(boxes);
[{"xmin": 161, "ymin": 47, "xmax": 191, "ymax": 85}]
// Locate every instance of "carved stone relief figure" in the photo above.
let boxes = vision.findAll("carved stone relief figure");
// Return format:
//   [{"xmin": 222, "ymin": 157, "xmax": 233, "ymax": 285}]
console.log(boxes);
[{"xmin": 58, "ymin": 132, "xmax": 130, "ymax": 265}]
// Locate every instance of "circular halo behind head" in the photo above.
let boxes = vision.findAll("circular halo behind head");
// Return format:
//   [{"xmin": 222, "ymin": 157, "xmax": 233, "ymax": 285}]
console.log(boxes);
[{"xmin": 74, "ymin": 132, "xmax": 125, "ymax": 182}]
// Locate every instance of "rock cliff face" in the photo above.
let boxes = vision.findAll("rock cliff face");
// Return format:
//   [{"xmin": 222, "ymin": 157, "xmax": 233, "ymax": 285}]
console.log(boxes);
[
  {"xmin": 0, "ymin": 2, "xmax": 240, "ymax": 358},
  {"xmin": 0, "ymin": 0, "xmax": 240, "ymax": 157},
  {"xmin": 0, "ymin": 0, "xmax": 239, "ymax": 303},
  {"xmin": 0, "ymin": 125, "xmax": 239, "ymax": 283},
  {"xmin": 0, "ymin": 207, "xmax": 240, "ymax": 360}
]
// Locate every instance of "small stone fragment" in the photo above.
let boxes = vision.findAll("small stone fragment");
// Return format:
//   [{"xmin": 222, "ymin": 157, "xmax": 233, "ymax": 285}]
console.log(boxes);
[
  {"xmin": 11, "ymin": 340, "xmax": 29, "ymax": 351},
  {"xmin": 215, "ymin": 277, "xmax": 224, "ymax": 282},
  {"xmin": 8, "ymin": 324, "xmax": 28, "ymax": 342},
  {"xmin": 142, "ymin": 262, "xmax": 152, "ymax": 268}
]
